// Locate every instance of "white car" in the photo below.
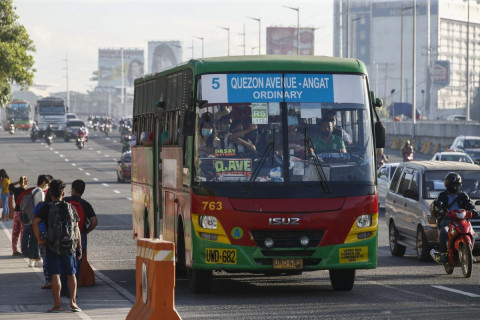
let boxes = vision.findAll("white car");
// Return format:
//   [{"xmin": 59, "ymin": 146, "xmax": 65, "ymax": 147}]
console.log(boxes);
[
  {"xmin": 377, "ymin": 162, "xmax": 399, "ymax": 208},
  {"xmin": 430, "ymin": 151, "xmax": 474, "ymax": 164}
]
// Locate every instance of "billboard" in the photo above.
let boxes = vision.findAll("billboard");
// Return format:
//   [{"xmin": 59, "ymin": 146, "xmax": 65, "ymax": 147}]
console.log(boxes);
[
  {"xmin": 98, "ymin": 48, "xmax": 144, "ymax": 89},
  {"xmin": 266, "ymin": 27, "xmax": 314, "ymax": 55},
  {"xmin": 432, "ymin": 60, "xmax": 450, "ymax": 87},
  {"xmin": 148, "ymin": 41, "xmax": 182, "ymax": 74}
]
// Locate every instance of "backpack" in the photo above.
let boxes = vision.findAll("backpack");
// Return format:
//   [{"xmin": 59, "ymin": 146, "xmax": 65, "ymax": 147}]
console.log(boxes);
[
  {"xmin": 47, "ymin": 201, "xmax": 79, "ymax": 255},
  {"xmin": 20, "ymin": 188, "xmax": 41, "ymax": 225},
  {"xmin": 66, "ymin": 199, "xmax": 86, "ymax": 233}
]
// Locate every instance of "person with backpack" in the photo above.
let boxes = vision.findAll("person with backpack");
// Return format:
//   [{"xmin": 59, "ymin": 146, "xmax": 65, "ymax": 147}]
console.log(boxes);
[
  {"xmin": 33, "ymin": 192, "xmax": 53, "ymax": 289},
  {"xmin": 63, "ymin": 179, "xmax": 97, "ymax": 279},
  {"xmin": 21, "ymin": 174, "xmax": 50, "ymax": 267},
  {"xmin": 33, "ymin": 179, "xmax": 82, "ymax": 313}
]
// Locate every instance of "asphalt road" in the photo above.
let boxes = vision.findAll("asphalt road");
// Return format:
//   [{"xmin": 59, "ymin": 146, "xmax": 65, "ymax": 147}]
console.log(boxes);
[{"xmin": 1, "ymin": 129, "xmax": 479, "ymax": 320}]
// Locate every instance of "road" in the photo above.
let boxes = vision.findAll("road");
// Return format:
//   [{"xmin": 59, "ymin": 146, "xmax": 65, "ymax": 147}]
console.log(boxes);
[{"xmin": 1, "ymin": 130, "xmax": 479, "ymax": 320}]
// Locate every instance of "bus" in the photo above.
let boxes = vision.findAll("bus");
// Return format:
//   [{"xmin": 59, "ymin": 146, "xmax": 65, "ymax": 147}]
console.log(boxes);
[
  {"xmin": 34, "ymin": 97, "xmax": 67, "ymax": 137},
  {"xmin": 4, "ymin": 100, "xmax": 31, "ymax": 130},
  {"xmin": 130, "ymin": 56, "xmax": 385, "ymax": 293}
]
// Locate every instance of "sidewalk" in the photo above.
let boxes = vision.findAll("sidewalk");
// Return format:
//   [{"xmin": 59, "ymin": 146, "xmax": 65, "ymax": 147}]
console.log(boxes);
[{"xmin": 0, "ymin": 220, "xmax": 134, "ymax": 319}]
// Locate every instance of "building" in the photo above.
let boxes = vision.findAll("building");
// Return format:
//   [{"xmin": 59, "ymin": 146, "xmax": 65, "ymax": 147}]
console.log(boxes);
[{"xmin": 334, "ymin": 0, "xmax": 480, "ymax": 120}]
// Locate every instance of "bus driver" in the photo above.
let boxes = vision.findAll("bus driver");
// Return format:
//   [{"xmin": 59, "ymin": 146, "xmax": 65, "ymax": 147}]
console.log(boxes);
[{"xmin": 310, "ymin": 119, "xmax": 346, "ymax": 154}]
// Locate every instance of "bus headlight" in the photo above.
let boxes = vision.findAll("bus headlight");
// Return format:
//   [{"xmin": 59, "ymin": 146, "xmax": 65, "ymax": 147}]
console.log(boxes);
[
  {"xmin": 356, "ymin": 214, "xmax": 372, "ymax": 228},
  {"xmin": 199, "ymin": 215, "xmax": 217, "ymax": 229}
]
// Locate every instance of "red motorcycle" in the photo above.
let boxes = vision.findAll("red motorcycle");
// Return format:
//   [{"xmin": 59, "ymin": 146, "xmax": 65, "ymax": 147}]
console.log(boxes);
[{"xmin": 431, "ymin": 209, "xmax": 476, "ymax": 278}]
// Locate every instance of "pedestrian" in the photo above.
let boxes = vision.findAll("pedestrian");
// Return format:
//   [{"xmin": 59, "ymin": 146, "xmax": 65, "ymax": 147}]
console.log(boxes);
[
  {"xmin": 0, "ymin": 169, "xmax": 11, "ymax": 220},
  {"xmin": 32, "ymin": 179, "xmax": 82, "ymax": 313},
  {"xmin": 10, "ymin": 176, "xmax": 28, "ymax": 256},
  {"xmin": 22, "ymin": 174, "xmax": 50, "ymax": 267},
  {"xmin": 64, "ymin": 179, "xmax": 97, "ymax": 279},
  {"xmin": 33, "ymin": 192, "xmax": 53, "ymax": 289}
]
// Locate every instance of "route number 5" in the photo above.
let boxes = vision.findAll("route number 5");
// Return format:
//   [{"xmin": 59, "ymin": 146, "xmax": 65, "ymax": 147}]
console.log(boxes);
[{"xmin": 211, "ymin": 77, "xmax": 220, "ymax": 90}]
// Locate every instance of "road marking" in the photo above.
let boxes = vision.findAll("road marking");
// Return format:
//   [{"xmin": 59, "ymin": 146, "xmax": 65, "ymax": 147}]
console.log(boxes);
[
  {"xmin": 102, "ymin": 183, "xmax": 109, "ymax": 187},
  {"xmin": 65, "ymin": 159, "xmax": 69, "ymax": 162},
  {"xmin": 113, "ymin": 190, "xmax": 120, "ymax": 194},
  {"xmin": 432, "ymin": 285, "xmax": 480, "ymax": 298},
  {"xmin": 126, "ymin": 197, "xmax": 132, "ymax": 201},
  {"xmin": 79, "ymin": 168, "xmax": 84, "ymax": 171},
  {"xmin": 85, "ymin": 172, "xmax": 90, "ymax": 176},
  {"xmin": 96, "ymin": 150, "xmax": 101, "ymax": 154},
  {"xmin": 59, "ymin": 154, "xmax": 64, "ymax": 158},
  {"xmin": 105, "ymin": 154, "xmax": 109, "ymax": 157},
  {"xmin": 93, "ymin": 178, "xmax": 98, "ymax": 181},
  {"xmin": 88, "ymin": 148, "xmax": 94, "ymax": 151},
  {"xmin": 54, "ymin": 151, "xmax": 59, "ymax": 154},
  {"xmin": 72, "ymin": 163, "xmax": 77, "ymax": 166}
]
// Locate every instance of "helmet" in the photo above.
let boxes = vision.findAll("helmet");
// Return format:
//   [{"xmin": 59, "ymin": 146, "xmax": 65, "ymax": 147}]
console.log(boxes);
[
  {"xmin": 404, "ymin": 140, "xmax": 411, "ymax": 147},
  {"xmin": 444, "ymin": 172, "xmax": 462, "ymax": 193}
]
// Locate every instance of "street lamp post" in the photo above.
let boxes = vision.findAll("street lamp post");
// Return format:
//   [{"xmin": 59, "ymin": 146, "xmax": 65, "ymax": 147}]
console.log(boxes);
[
  {"xmin": 465, "ymin": 0, "xmax": 471, "ymax": 121},
  {"xmin": 350, "ymin": 16, "xmax": 361, "ymax": 58},
  {"xmin": 218, "ymin": 26, "xmax": 230, "ymax": 56},
  {"xmin": 391, "ymin": 89, "xmax": 396, "ymax": 135},
  {"xmin": 247, "ymin": 16, "xmax": 261, "ymax": 54},
  {"xmin": 283, "ymin": 6, "xmax": 300, "ymax": 55},
  {"xmin": 193, "ymin": 36, "xmax": 204, "ymax": 58}
]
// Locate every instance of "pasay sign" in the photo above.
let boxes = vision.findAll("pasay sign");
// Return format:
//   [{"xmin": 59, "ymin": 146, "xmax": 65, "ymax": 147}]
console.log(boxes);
[{"xmin": 201, "ymin": 73, "xmax": 334, "ymax": 103}]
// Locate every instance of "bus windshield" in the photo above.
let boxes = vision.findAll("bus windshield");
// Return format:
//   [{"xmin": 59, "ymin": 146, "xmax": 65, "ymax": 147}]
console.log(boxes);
[
  {"xmin": 194, "ymin": 73, "xmax": 375, "ymax": 186},
  {"xmin": 7, "ymin": 103, "xmax": 29, "ymax": 120}
]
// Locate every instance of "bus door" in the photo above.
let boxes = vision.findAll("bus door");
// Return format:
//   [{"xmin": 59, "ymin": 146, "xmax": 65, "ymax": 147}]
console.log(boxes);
[
  {"xmin": 154, "ymin": 117, "xmax": 163, "ymax": 238},
  {"xmin": 161, "ymin": 146, "xmax": 183, "ymax": 243}
]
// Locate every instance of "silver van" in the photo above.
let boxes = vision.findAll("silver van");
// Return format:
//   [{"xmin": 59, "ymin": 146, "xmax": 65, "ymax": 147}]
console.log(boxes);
[{"xmin": 385, "ymin": 161, "xmax": 480, "ymax": 261}]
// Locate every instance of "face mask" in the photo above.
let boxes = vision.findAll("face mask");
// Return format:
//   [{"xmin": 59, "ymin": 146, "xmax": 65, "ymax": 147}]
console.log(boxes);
[
  {"xmin": 202, "ymin": 128, "xmax": 213, "ymax": 137},
  {"xmin": 320, "ymin": 130, "xmax": 330, "ymax": 137}
]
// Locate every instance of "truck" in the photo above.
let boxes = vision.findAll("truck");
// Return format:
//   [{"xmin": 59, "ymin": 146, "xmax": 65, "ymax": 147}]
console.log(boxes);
[{"xmin": 34, "ymin": 97, "xmax": 67, "ymax": 138}]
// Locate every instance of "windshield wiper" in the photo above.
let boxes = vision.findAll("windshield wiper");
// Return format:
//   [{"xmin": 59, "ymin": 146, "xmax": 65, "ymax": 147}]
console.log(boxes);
[
  {"xmin": 305, "ymin": 138, "xmax": 331, "ymax": 194},
  {"xmin": 243, "ymin": 141, "xmax": 274, "ymax": 194}
]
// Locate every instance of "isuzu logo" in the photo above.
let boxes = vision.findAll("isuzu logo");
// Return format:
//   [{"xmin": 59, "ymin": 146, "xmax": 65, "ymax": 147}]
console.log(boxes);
[{"xmin": 268, "ymin": 217, "xmax": 300, "ymax": 226}]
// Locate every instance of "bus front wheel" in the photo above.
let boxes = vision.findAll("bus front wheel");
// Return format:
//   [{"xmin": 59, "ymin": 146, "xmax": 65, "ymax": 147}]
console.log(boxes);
[
  {"xmin": 329, "ymin": 269, "xmax": 355, "ymax": 291},
  {"xmin": 187, "ymin": 268, "xmax": 212, "ymax": 294}
]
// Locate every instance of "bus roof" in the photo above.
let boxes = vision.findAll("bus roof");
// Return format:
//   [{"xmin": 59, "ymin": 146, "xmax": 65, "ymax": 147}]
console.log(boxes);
[{"xmin": 137, "ymin": 55, "xmax": 368, "ymax": 83}]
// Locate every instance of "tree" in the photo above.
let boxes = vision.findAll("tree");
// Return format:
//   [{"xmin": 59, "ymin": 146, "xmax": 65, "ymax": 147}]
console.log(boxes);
[{"xmin": 0, "ymin": 0, "xmax": 36, "ymax": 106}]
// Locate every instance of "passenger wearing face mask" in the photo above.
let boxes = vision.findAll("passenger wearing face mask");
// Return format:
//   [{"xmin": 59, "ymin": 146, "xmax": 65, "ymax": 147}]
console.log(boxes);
[
  {"xmin": 310, "ymin": 119, "xmax": 346, "ymax": 154},
  {"xmin": 198, "ymin": 115, "xmax": 221, "ymax": 157}
]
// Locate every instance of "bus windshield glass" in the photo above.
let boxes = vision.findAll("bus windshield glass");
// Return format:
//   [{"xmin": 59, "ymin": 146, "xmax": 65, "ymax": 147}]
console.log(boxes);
[
  {"xmin": 194, "ymin": 73, "xmax": 375, "ymax": 186},
  {"xmin": 38, "ymin": 105, "xmax": 66, "ymax": 115},
  {"xmin": 7, "ymin": 103, "xmax": 29, "ymax": 119}
]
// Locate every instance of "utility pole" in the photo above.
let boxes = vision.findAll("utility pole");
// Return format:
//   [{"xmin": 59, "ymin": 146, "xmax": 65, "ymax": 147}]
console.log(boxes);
[
  {"xmin": 64, "ymin": 53, "xmax": 70, "ymax": 112},
  {"xmin": 239, "ymin": 24, "xmax": 246, "ymax": 55},
  {"xmin": 218, "ymin": 26, "xmax": 230, "ymax": 56},
  {"xmin": 247, "ymin": 16, "xmax": 261, "ymax": 54}
]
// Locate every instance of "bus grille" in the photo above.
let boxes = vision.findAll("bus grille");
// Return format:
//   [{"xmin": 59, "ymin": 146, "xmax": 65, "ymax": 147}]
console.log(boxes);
[
  {"xmin": 251, "ymin": 230, "xmax": 324, "ymax": 249},
  {"xmin": 254, "ymin": 258, "xmax": 322, "ymax": 266}
]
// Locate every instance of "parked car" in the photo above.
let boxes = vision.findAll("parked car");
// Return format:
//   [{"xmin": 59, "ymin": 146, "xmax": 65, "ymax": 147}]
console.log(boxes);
[
  {"xmin": 117, "ymin": 151, "xmax": 131, "ymax": 182},
  {"xmin": 63, "ymin": 119, "xmax": 88, "ymax": 142},
  {"xmin": 445, "ymin": 114, "xmax": 466, "ymax": 121},
  {"xmin": 430, "ymin": 151, "xmax": 474, "ymax": 164},
  {"xmin": 449, "ymin": 135, "xmax": 480, "ymax": 164},
  {"xmin": 377, "ymin": 162, "xmax": 399, "ymax": 208},
  {"xmin": 385, "ymin": 161, "xmax": 480, "ymax": 261}
]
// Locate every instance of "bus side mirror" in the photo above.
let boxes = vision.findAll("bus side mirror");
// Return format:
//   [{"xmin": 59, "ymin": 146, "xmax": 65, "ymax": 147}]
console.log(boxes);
[
  {"xmin": 375, "ymin": 121, "xmax": 386, "ymax": 148},
  {"xmin": 375, "ymin": 98, "xmax": 383, "ymax": 108},
  {"xmin": 183, "ymin": 110, "xmax": 196, "ymax": 136}
]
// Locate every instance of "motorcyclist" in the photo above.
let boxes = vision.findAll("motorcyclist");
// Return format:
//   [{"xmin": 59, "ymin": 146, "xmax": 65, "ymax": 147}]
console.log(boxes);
[
  {"xmin": 401, "ymin": 140, "xmax": 414, "ymax": 162},
  {"xmin": 31, "ymin": 121, "xmax": 39, "ymax": 139},
  {"xmin": 77, "ymin": 127, "xmax": 86, "ymax": 140},
  {"xmin": 430, "ymin": 172, "xmax": 478, "ymax": 263}
]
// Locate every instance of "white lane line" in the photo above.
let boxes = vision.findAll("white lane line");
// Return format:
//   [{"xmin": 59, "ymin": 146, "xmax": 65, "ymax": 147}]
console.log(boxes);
[
  {"xmin": 59, "ymin": 154, "xmax": 64, "ymax": 158},
  {"xmin": 49, "ymin": 147, "xmax": 53, "ymax": 151},
  {"xmin": 104, "ymin": 154, "xmax": 109, "ymax": 157},
  {"xmin": 54, "ymin": 151, "xmax": 59, "ymax": 154},
  {"xmin": 432, "ymin": 285, "xmax": 480, "ymax": 298},
  {"xmin": 65, "ymin": 159, "xmax": 69, "ymax": 162},
  {"xmin": 79, "ymin": 168, "xmax": 84, "ymax": 171},
  {"xmin": 88, "ymin": 148, "xmax": 94, "ymax": 151},
  {"xmin": 85, "ymin": 172, "xmax": 90, "ymax": 176},
  {"xmin": 126, "ymin": 197, "xmax": 132, "ymax": 201},
  {"xmin": 93, "ymin": 178, "xmax": 98, "ymax": 181},
  {"xmin": 72, "ymin": 163, "xmax": 77, "ymax": 166},
  {"xmin": 113, "ymin": 190, "xmax": 120, "ymax": 194},
  {"xmin": 102, "ymin": 183, "xmax": 109, "ymax": 187},
  {"xmin": 96, "ymin": 150, "xmax": 101, "ymax": 154}
]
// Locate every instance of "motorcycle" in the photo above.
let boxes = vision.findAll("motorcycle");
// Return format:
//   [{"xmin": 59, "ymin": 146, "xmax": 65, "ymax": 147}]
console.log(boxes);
[
  {"xmin": 430, "ymin": 209, "xmax": 476, "ymax": 278},
  {"xmin": 93, "ymin": 123, "xmax": 98, "ymax": 131},
  {"xmin": 9, "ymin": 124, "xmax": 15, "ymax": 135},
  {"xmin": 45, "ymin": 132, "xmax": 53, "ymax": 146},
  {"xmin": 402, "ymin": 147, "xmax": 414, "ymax": 162},
  {"xmin": 104, "ymin": 123, "xmax": 111, "ymax": 136},
  {"xmin": 31, "ymin": 128, "xmax": 39, "ymax": 142},
  {"xmin": 76, "ymin": 130, "xmax": 86, "ymax": 149}
]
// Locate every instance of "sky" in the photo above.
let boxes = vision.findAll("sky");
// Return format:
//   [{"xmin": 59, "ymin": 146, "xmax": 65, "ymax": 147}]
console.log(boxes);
[{"xmin": 14, "ymin": 0, "xmax": 334, "ymax": 94}]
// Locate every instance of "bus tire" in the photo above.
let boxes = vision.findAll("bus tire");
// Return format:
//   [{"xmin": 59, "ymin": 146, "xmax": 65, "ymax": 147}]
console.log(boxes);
[
  {"xmin": 329, "ymin": 269, "xmax": 355, "ymax": 291},
  {"xmin": 187, "ymin": 268, "xmax": 212, "ymax": 294},
  {"xmin": 176, "ymin": 220, "xmax": 186, "ymax": 277}
]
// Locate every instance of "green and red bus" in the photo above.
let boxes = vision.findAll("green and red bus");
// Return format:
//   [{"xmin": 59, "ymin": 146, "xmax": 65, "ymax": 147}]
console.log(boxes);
[
  {"xmin": 130, "ymin": 55, "xmax": 385, "ymax": 293},
  {"xmin": 4, "ymin": 100, "xmax": 31, "ymax": 130}
]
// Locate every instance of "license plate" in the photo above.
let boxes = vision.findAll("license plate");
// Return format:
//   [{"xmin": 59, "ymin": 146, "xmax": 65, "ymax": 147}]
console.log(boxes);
[
  {"xmin": 205, "ymin": 248, "xmax": 237, "ymax": 264},
  {"xmin": 273, "ymin": 258, "xmax": 303, "ymax": 269}
]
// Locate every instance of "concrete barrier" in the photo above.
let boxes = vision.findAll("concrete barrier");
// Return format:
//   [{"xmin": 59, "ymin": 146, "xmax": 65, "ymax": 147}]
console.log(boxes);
[{"xmin": 126, "ymin": 238, "xmax": 181, "ymax": 320}]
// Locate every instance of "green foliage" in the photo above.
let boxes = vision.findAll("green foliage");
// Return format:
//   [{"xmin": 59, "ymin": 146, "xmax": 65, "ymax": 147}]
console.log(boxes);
[{"xmin": 0, "ymin": 0, "xmax": 36, "ymax": 106}]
